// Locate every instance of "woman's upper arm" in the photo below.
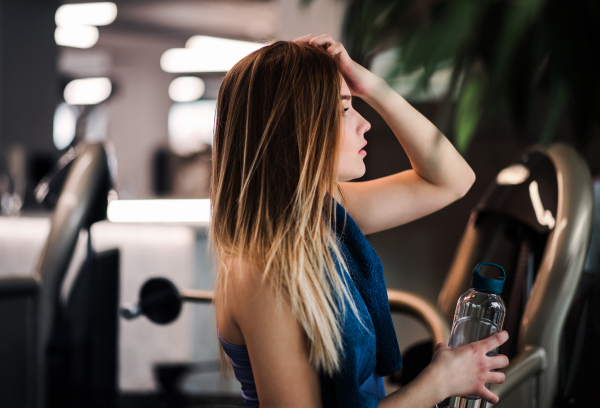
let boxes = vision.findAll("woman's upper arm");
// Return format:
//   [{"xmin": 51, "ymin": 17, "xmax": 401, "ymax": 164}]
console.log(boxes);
[
  {"xmin": 231, "ymin": 268, "xmax": 322, "ymax": 408},
  {"xmin": 338, "ymin": 169, "xmax": 472, "ymax": 235}
]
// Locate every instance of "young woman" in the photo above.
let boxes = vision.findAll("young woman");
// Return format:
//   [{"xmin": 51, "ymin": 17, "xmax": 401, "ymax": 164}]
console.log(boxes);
[{"xmin": 210, "ymin": 34, "xmax": 509, "ymax": 407}]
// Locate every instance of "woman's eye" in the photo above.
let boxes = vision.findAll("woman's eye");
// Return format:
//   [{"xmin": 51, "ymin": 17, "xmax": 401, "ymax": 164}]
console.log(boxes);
[{"xmin": 343, "ymin": 107, "xmax": 350, "ymax": 112}]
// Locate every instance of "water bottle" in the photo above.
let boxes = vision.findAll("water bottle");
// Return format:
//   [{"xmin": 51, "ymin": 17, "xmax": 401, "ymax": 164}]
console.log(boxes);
[{"xmin": 437, "ymin": 262, "xmax": 507, "ymax": 408}]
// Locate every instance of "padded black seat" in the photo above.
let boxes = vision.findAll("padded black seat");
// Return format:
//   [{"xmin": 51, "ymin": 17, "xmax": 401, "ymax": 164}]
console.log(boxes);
[{"xmin": 0, "ymin": 143, "xmax": 115, "ymax": 408}]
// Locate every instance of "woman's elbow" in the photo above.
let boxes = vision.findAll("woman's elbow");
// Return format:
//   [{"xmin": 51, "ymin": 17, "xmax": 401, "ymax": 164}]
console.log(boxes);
[{"xmin": 455, "ymin": 168, "xmax": 476, "ymax": 199}]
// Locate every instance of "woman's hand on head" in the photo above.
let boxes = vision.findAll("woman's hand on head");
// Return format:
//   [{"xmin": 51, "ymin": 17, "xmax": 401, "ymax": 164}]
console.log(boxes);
[
  {"xmin": 426, "ymin": 331, "xmax": 510, "ymax": 404},
  {"xmin": 293, "ymin": 34, "xmax": 383, "ymax": 99}
]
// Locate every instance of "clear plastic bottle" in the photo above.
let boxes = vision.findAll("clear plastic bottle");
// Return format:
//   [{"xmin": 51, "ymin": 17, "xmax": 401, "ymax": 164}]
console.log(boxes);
[{"xmin": 437, "ymin": 262, "xmax": 507, "ymax": 408}]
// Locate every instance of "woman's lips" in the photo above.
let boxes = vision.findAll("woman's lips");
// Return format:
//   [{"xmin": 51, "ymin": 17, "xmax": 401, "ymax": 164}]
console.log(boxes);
[{"xmin": 359, "ymin": 141, "xmax": 367, "ymax": 156}]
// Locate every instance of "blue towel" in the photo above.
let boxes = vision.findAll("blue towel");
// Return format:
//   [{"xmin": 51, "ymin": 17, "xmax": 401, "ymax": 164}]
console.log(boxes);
[{"xmin": 320, "ymin": 201, "xmax": 403, "ymax": 407}]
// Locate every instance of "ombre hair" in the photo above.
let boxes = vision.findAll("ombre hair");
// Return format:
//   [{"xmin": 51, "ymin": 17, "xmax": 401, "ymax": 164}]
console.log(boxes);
[{"xmin": 210, "ymin": 41, "xmax": 361, "ymax": 376}]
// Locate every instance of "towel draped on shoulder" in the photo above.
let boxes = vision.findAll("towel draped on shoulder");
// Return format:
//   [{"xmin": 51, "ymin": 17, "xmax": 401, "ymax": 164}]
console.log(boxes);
[{"xmin": 320, "ymin": 201, "xmax": 402, "ymax": 407}]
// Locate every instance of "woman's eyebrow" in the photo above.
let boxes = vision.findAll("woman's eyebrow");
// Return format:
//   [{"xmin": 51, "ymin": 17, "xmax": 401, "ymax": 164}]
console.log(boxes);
[{"xmin": 341, "ymin": 95, "xmax": 352, "ymax": 101}]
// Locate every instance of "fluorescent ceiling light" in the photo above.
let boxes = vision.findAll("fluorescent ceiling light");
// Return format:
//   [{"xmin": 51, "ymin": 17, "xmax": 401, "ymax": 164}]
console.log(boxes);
[
  {"xmin": 107, "ymin": 199, "xmax": 211, "ymax": 224},
  {"xmin": 161, "ymin": 36, "xmax": 266, "ymax": 73},
  {"xmin": 55, "ymin": 25, "xmax": 99, "ymax": 49},
  {"xmin": 55, "ymin": 2, "xmax": 118, "ymax": 27},
  {"xmin": 53, "ymin": 103, "xmax": 79, "ymax": 150},
  {"xmin": 168, "ymin": 76, "xmax": 205, "ymax": 102},
  {"xmin": 185, "ymin": 35, "xmax": 265, "ymax": 52},
  {"xmin": 64, "ymin": 77, "xmax": 112, "ymax": 105}
]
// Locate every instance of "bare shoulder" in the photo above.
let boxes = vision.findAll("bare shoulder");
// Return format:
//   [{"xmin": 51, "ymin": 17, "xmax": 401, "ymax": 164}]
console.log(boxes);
[
  {"xmin": 216, "ymin": 255, "xmax": 297, "ymax": 341},
  {"xmin": 216, "ymin": 256, "xmax": 322, "ymax": 407},
  {"xmin": 215, "ymin": 256, "xmax": 262, "ymax": 345}
]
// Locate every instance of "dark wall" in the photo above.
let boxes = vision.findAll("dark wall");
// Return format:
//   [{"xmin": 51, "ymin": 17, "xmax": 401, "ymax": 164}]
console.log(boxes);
[
  {"xmin": 0, "ymin": 0, "xmax": 59, "ymax": 206},
  {"xmin": 0, "ymin": 0, "xmax": 58, "ymax": 150}
]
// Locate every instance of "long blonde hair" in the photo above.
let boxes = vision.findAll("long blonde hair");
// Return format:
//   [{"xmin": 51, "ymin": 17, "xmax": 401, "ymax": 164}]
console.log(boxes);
[{"xmin": 210, "ymin": 41, "xmax": 361, "ymax": 376}]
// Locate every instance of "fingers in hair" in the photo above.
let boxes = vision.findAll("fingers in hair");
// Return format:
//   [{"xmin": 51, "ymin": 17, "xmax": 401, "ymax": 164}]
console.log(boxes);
[
  {"xmin": 326, "ymin": 42, "xmax": 345, "ymax": 56},
  {"xmin": 293, "ymin": 34, "xmax": 315, "ymax": 44},
  {"xmin": 309, "ymin": 34, "xmax": 335, "ymax": 49}
]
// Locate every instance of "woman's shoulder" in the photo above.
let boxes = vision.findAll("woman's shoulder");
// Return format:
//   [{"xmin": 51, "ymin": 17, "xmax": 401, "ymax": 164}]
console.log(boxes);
[
  {"xmin": 217, "ymin": 255, "xmax": 265, "ymax": 294},
  {"xmin": 216, "ymin": 255, "xmax": 274, "ymax": 342},
  {"xmin": 216, "ymin": 255, "xmax": 311, "ymax": 361},
  {"xmin": 215, "ymin": 257, "xmax": 270, "ymax": 327},
  {"xmin": 219, "ymin": 256, "xmax": 321, "ymax": 406}
]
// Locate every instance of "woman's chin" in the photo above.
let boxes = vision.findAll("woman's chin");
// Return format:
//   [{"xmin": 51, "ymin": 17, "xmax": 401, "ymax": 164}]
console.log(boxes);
[
  {"xmin": 337, "ymin": 162, "xmax": 366, "ymax": 182},
  {"xmin": 355, "ymin": 162, "xmax": 366, "ymax": 179},
  {"xmin": 342, "ymin": 171, "xmax": 366, "ymax": 183}
]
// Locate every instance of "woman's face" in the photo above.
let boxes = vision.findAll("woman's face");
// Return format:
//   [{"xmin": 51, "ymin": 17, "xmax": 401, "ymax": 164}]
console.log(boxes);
[{"xmin": 337, "ymin": 78, "xmax": 371, "ymax": 182}]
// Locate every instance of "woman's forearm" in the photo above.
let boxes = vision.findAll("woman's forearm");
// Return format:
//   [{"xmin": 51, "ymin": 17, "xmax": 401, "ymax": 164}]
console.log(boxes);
[
  {"xmin": 361, "ymin": 78, "xmax": 476, "ymax": 197},
  {"xmin": 377, "ymin": 365, "xmax": 444, "ymax": 408}
]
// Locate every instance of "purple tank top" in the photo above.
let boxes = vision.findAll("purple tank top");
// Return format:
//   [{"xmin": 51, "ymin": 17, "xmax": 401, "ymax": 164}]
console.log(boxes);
[{"xmin": 218, "ymin": 329, "xmax": 385, "ymax": 407}]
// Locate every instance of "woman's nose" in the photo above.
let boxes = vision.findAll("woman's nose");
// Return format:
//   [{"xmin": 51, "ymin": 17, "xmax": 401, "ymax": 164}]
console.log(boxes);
[{"xmin": 359, "ymin": 117, "xmax": 371, "ymax": 135}]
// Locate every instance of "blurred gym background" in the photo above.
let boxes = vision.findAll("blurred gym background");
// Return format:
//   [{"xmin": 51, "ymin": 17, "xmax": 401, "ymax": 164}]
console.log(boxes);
[{"xmin": 0, "ymin": 0, "xmax": 598, "ymax": 407}]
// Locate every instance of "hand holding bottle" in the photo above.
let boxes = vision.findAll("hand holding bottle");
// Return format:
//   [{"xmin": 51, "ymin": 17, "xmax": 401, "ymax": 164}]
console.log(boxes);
[{"xmin": 426, "ymin": 331, "xmax": 510, "ymax": 404}]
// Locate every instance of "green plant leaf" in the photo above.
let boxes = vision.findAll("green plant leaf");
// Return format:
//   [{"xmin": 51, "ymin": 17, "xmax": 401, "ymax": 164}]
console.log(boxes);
[
  {"xmin": 540, "ymin": 83, "xmax": 567, "ymax": 146},
  {"xmin": 400, "ymin": 0, "xmax": 490, "ymax": 73},
  {"xmin": 454, "ymin": 75, "xmax": 486, "ymax": 154},
  {"xmin": 490, "ymin": 0, "xmax": 549, "ymax": 98},
  {"xmin": 342, "ymin": 0, "xmax": 417, "ymax": 65},
  {"xmin": 318, "ymin": 0, "xmax": 600, "ymax": 148}
]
